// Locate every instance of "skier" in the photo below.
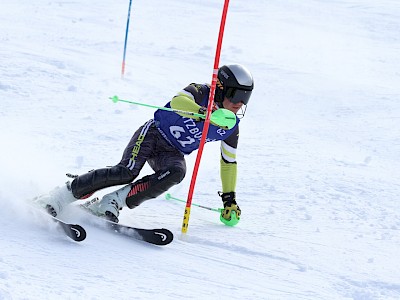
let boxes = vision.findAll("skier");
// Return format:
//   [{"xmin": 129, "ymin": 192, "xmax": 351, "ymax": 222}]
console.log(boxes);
[{"xmin": 35, "ymin": 64, "xmax": 254, "ymax": 224}]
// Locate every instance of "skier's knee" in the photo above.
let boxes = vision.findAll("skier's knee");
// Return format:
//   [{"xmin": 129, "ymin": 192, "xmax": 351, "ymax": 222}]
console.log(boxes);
[
  {"xmin": 125, "ymin": 165, "xmax": 186, "ymax": 208},
  {"xmin": 167, "ymin": 165, "xmax": 186, "ymax": 185}
]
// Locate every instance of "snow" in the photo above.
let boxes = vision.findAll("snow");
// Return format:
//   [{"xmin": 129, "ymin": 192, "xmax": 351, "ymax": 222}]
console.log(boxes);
[{"xmin": 1, "ymin": 0, "xmax": 400, "ymax": 299}]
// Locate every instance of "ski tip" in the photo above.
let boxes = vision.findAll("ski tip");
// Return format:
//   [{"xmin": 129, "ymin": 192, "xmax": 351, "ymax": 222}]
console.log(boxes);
[
  {"xmin": 68, "ymin": 224, "xmax": 87, "ymax": 242},
  {"xmin": 134, "ymin": 228, "xmax": 174, "ymax": 246},
  {"xmin": 158, "ymin": 228, "xmax": 174, "ymax": 244}
]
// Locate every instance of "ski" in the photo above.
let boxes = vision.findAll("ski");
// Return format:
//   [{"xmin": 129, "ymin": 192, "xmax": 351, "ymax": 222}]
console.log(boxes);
[
  {"xmin": 79, "ymin": 206, "xmax": 173, "ymax": 245},
  {"xmin": 105, "ymin": 220, "xmax": 173, "ymax": 246},
  {"xmin": 89, "ymin": 216, "xmax": 174, "ymax": 246},
  {"xmin": 30, "ymin": 203, "xmax": 87, "ymax": 242},
  {"xmin": 50, "ymin": 215, "xmax": 87, "ymax": 242}
]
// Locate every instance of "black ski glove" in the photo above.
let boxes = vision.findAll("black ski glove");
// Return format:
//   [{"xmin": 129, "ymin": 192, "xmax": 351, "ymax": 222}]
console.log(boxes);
[{"xmin": 219, "ymin": 192, "xmax": 241, "ymax": 221}]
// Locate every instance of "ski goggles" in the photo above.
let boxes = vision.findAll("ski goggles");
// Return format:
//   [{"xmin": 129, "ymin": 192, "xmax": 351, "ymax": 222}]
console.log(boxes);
[{"xmin": 225, "ymin": 87, "xmax": 252, "ymax": 105}]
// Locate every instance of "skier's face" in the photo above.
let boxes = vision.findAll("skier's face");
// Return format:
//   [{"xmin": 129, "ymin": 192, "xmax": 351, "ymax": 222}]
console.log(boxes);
[{"xmin": 222, "ymin": 97, "xmax": 244, "ymax": 114}]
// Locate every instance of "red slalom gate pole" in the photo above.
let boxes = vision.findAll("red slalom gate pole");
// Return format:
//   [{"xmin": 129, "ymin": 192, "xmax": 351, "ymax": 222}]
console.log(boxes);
[{"xmin": 181, "ymin": 0, "xmax": 230, "ymax": 234}]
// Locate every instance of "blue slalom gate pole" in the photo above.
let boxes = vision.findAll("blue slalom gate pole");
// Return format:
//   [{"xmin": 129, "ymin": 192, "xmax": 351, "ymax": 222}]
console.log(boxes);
[{"xmin": 121, "ymin": 0, "xmax": 133, "ymax": 78}]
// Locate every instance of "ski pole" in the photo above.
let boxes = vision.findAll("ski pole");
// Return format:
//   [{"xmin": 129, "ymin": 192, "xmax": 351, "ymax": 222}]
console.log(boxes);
[
  {"xmin": 121, "ymin": 0, "xmax": 133, "ymax": 78},
  {"xmin": 110, "ymin": 95, "xmax": 236, "ymax": 129},
  {"xmin": 165, "ymin": 194, "xmax": 222, "ymax": 212},
  {"xmin": 110, "ymin": 95, "xmax": 204, "ymax": 118}
]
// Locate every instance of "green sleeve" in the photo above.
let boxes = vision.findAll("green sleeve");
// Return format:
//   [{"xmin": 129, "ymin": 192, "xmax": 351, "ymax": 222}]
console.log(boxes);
[
  {"xmin": 220, "ymin": 129, "xmax": 239, "ymax": 193},
  {"xmin": 170, "ymin": 94, "xmax": 202, "ymax": 120},
  {"xmin": 220, "ymin": 158, "xmax": 237, "ymax": 193}
]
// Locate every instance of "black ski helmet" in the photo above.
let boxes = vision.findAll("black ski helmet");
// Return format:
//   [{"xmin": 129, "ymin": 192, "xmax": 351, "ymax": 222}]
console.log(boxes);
[{"xmin": 215, "ymin": 64, "xmax": 254, "ymax": 106}]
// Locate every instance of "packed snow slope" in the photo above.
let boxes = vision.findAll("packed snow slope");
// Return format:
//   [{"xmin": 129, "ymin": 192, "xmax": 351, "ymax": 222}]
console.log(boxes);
[{"xmin": 1, "ymin": 0, "xmax": 399, "ymax": 299}]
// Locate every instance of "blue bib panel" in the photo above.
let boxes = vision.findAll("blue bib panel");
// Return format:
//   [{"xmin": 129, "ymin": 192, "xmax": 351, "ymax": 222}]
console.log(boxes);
[{"xmin": 154, "ymin": 98, "xmax": 239, "ymax": 155}]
